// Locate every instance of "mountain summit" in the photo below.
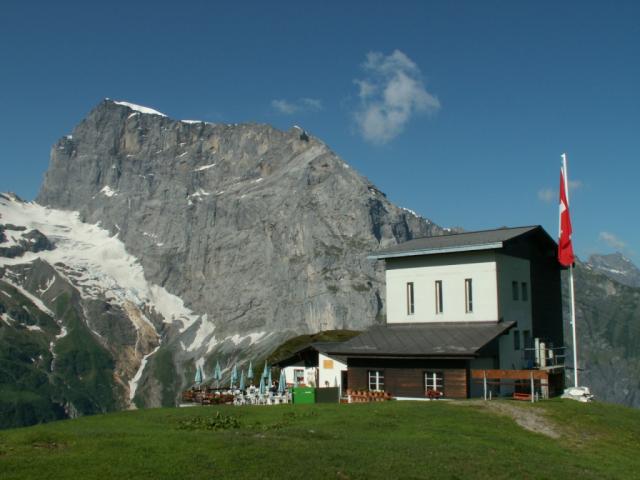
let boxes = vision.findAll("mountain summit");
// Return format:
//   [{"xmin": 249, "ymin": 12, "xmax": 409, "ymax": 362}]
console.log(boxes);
[
  {"xmin": 586, "ymin": 252, "xmax": 640, "ymax": 288},
  {"xmin": 31, "ymin": 99, "xmax": 441, "ymax": 408}
]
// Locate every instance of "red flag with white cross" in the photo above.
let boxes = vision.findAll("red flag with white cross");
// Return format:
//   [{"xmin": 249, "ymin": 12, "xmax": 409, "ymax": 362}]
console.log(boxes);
[{"xmin": 558, "ymin": 166, "xmax": 575, "ymax": 267}]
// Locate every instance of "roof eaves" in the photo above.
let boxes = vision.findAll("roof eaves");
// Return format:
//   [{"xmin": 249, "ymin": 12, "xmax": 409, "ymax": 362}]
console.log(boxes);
[
  {"xmin": 367, "ymin": 242, "xmax": 503, "ymax": 260},
  {"xmin": 324, "ymin": 352, "xmax": 477, "ymax": 360}
]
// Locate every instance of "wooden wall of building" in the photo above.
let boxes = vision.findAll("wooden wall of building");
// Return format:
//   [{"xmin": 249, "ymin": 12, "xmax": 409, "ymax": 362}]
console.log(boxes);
[{"xmin": 347, "ymin": 358, "xmax": 469, "ymax": 399}]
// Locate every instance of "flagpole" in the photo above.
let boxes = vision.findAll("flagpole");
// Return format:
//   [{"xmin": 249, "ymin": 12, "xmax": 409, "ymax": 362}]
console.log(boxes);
[{"xmin": 562, "ymin": 153, "xmax": 579, "ymax": 388}]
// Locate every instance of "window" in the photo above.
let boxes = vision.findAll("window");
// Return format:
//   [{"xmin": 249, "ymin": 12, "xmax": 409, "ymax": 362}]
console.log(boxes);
[
  {"xmin": 294, "ymin": 369, "xmax": 305, "ymax": 386},
  {"xmin": 425, "ymin": 371, "xmax": 444, "ymax": 394},
  {"xmin": 435, "ymin": 280, "xmax": 443, "ymax": 314},
  {"xmin": 406, "ymin": 282, "xmax": 415, "ymax": 315},
  {"xmin": 523, "ymin": 330, "xmax": 532, "ymax": 363},
  {"xmin": 368, "ymin": 370, "xmax": 384, "ymax": 391},
  {"xmin": 512, "ymin": 281, "xmax": 519, "ymax": 300},
  {"xmin": 521, "ymin": 282, "xmax": 528, "ymax": 301},
  {"xmin": 513, "ymin": 330, "xmax": 520, "ymax": 350},
  {"xmin": 465, "ymin": 278, "xmax": 473, "ymax": 313}
]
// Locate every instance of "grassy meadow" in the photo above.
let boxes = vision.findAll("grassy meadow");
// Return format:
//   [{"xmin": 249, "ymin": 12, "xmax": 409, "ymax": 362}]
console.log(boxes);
[{"xmin": 1, "ymin": 399, "xmax": 639, "ymax": 479}]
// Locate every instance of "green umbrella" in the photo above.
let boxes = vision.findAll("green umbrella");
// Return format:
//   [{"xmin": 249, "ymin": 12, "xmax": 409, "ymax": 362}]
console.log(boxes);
[
  {"xmin": 212, "ymin": 360, "xmax": 222, "ymax": 388},
  {"xmin": 239, "ymin": 370, "xmax": 245, "ymax": 391},
  {"xmin": 259, "ymin": 375, "xmax": 266, "ymax": 395},
  {"xmin": 278, "ymin": 369, "xmax": 286, "ymax": 394},
  {"xmin": 247, "ymin": 361, "xmax": 254, "ymax": 381},
  {"xmin": 230, "ymin": 364, "xmax": 238, "ymax": 388},
  {"xmin": 194, "ymin": 366, "xmax": 203, "ymax": 385}
]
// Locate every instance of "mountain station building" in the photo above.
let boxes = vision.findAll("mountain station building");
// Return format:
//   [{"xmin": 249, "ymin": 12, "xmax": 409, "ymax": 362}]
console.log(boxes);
[{"xmin": 328, "ymin": 226, "xmax": 566, "ymax": 400}]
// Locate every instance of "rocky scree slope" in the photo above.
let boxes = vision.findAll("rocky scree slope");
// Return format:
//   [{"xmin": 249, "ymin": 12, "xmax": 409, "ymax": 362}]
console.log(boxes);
[
  {"xmin": 30, "ymin": 99, "xmax": 440, "ymax": 409},
  {"xmin": 565, "ymin": 259, "xmax": 640, "ymax": 407}
]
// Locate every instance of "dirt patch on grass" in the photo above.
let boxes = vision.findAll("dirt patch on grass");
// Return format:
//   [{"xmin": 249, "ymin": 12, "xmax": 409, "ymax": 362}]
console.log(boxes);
[{"xmin": 456, "ymin": 400, "xmax": 562, "ymax": 439}]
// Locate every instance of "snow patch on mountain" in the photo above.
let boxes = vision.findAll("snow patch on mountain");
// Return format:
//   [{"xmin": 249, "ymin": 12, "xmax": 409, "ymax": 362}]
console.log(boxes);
[
  {"xmin": 0, "ymin": 195, "xmax": 200, "ymax": 332},
  {"xmin": 193, "ymin": 163, "xmax": 216, "ymax": 172},
  {"xmin": 113, "ymin": 100, "xmax": 166, "ymax": 117},
  {"xmin": 129, "ymin": 345, "xmax": 161, "ymax": 401},
  {"xmin": 100, "ymin": 186, "xmax": 117, "ymax": 197},
  {"xmin": 0, "ymin": 277, "xmax": 54, "ymax": 316}
]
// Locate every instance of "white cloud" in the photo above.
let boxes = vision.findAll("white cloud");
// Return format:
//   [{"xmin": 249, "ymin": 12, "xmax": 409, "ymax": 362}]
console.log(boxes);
[
  {"xmin": 271, "ymin": 98, "xmax": 323, "ymax": 115},
  {"xmin": 537, "ymin": 179, "xmax": 583, "ymax": 203},
  {"xmin": 568, "ymin": 179, "xmax": 583, "ymax": 190},
  {"xmin": 353, "ymin": 50, "xmax": 440, "ymax": 145},
  {"xmin": 599, "ymin": 231, "xmax": 626, "ymax": 250},
  {"xmin": 537, "ymin": 188, "xmax": 555, "ymax": 203}
]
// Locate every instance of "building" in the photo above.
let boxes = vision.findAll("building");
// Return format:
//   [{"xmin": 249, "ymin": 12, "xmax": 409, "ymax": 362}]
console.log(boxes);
[
  {"xmin": 274, "ymin": 342, "xmax": 348, "ymax": 391},
  {"xmin": 329, "ymin": 226, "xmax": 565, "ymax": 399}
]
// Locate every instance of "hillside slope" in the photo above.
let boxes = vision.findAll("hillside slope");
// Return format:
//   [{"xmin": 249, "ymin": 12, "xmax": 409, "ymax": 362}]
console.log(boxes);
[{"xmin": 1, "ymin": 400, "xmax": 639, "ymax": 479}]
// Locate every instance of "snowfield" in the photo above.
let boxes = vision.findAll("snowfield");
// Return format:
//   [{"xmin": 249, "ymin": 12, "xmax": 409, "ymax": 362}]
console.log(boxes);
[{"xmin": 0, "ymin": 193, "xmax": 199, "ymax": 332}]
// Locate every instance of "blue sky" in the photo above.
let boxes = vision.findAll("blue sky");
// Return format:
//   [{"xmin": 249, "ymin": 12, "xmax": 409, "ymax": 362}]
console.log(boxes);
[{"xmin": 1, "ymin": 1, "xmax": 639, "ymax": 263}]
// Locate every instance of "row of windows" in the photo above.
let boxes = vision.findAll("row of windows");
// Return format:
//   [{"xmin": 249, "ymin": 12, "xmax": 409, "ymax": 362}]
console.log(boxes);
[
  {"xmin": 513, "ymin": 329, "xmax": 531, "ymax": 351},
  {"xmin": 512, "ymin": 281, "xmax": 528, "ymax": 301},
  {"xmin": 406, "ymin": 279, "xmax": 473, "ymax": 315},
  {"xmin": 368, "ymin": 370, "xmax": 444, "ymax": 394}
]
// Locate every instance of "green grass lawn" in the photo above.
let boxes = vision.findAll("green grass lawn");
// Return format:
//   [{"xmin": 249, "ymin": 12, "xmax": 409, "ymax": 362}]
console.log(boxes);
[{"xmin": 1, "ymin": 399, "xmax": 638, "ymax": 479}]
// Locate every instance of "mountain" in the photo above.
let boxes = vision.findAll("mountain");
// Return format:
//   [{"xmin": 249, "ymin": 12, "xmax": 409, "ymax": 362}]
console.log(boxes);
[
  {"xmin": 566, "ymin": 260, "xmax": 640, "ymax": 407},
  {"xmin": 586, "ymin": 253, "xmax": 640, "ymax": 288},
  {"xmin": 2, "ymin": 99, "xmax": 639, "ymax": 427},
  {"xmin": 1, "ymin": 100, "xmax": 440, "ymax": 426}
]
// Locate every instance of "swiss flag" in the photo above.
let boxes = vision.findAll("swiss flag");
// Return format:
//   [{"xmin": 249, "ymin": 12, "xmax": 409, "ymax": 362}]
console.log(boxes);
[{"xmin": 558, "ymin": 167, "xmax": 575, "ymax": 267}]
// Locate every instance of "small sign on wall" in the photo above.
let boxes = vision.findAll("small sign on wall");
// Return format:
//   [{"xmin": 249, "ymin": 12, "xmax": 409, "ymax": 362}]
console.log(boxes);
[{"xmin": 323, "ymin": 359, "xmax": 334, "ymax": 369}]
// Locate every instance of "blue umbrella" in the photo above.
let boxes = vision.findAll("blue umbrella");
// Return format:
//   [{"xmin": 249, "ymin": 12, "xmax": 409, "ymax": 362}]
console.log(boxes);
[
  {"xmin": 247, "ymin": 361, "xmax": 254, "ymax": 381},
  {"xmin": 262, "ymin": 361, "xmax": 268, "ymax": 379},
  {"xmin": 278, "ymin": 369, "xmax": 286, "ymax": 394},
  {"xmin": 267, "ymin": 368, "xmax": 272, "ymax": 390},
  {"xmin": 259, "ymin": 375, "xmax": 266, "ymax": 395},
  {"xmin": 239, "ymin": 370, "xmax": 245, "ymax": 391},
  {"xmin": 230, "ymin": 364, "xmax": 238, "ymax": 388},
  {"xmin": 211, "ymin": 360, "xmax": 221, "ymax": 388},
  {"xmin": 194, "ymin": 366, "xmax": 203, "ymax": 385}
]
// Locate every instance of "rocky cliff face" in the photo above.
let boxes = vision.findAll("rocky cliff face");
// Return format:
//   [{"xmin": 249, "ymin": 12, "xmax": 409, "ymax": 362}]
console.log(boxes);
[
  {"xmin": 564, "ymin": 260, "xmax": 640, "ymax": 407},
  {"xmin": 33, "ymin": 99, "xmax": 440, "ymax": 408},
  {"xmin": 586, "ymin": 253, "xmax": 640, "ymax": 288}
]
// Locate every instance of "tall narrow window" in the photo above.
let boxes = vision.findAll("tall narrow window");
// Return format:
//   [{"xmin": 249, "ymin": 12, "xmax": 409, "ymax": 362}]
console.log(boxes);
[
  {"xmin": 465, "ymin": 278, "xmax": 473, "ymax": 313},
  {"xmin": 513, "ymin": 330, "xmax": 521, "ymax": 350},
  {"xmin": 512, "ymin": 281, "xmax": 519, "ymax": 300},
  {"xmin": 425, "ymin": 371, "xmax": 444, "ymax": 394},
  {"xmin": 521, "ymin": 282, "xmax": 528, "ymax": 301},
  {"xmin": 368, "ymin": 370, "xmax": 384, "ymax": 391},
  {"xmin": 435, "ymin": 280, "xmax": 443, "ymax": 314},
  {"xmin": 406, "ymin": 282, "xmax": 415, "ymax": 315}
]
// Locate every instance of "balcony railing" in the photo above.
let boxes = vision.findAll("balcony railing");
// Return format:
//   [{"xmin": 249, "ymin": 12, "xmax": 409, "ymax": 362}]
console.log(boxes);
[{"xmin": 521, "ymin": 345, "xmax": 566, "ymax": 370}]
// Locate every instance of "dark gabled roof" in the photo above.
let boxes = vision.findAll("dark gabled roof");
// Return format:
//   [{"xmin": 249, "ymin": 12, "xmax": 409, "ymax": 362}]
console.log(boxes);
[
  {"xmin": 273, "ymin": 341, "xmax": 347, "ymax": 367},
  {"xmin": 326, "ymin": 321, "xmax": 515, "ymax": 358},
  {"xmin": 368, "ymin": 225, "xmax": 550, "ymax": 260}
]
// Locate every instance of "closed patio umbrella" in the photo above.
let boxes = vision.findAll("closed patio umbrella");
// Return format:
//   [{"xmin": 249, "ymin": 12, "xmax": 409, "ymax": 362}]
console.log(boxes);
[
  {"xmin": 267, "ymin": 368, "xmax": 272, "ymax": 390},
  {"xmin": 262, "ymin": 361, "xmax": 268, "ymax": 379},
  {"xmin": 239, "ymin": 370, "xmax": 245, "ymax": 391},
  {"xmin": 194, "ymin": 366, "xmax": 203, "ymax": 386},
  {"xmin": 259, "ymin": 375, "xmax": 266, "ymax": 395},
  {"xmin": 230, "ymin": 364, "xmax": 238, "ymax": 389},
  {"xmin": 278, "ymin": 369, "xmax": 286, "ymax": 394},
  {"xmin": 247, "ymin": 361, "xmax": 254, "ymax": 382},
  {"xmin": 214, "ymin": 361, "xmax": 222, "ymax": 388}
]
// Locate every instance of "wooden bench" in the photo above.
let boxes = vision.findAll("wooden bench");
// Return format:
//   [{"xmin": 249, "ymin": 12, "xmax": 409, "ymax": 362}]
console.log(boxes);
[{"xmin": 513, "ymin": 392, "xmax": 531, "ymax": 401}]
